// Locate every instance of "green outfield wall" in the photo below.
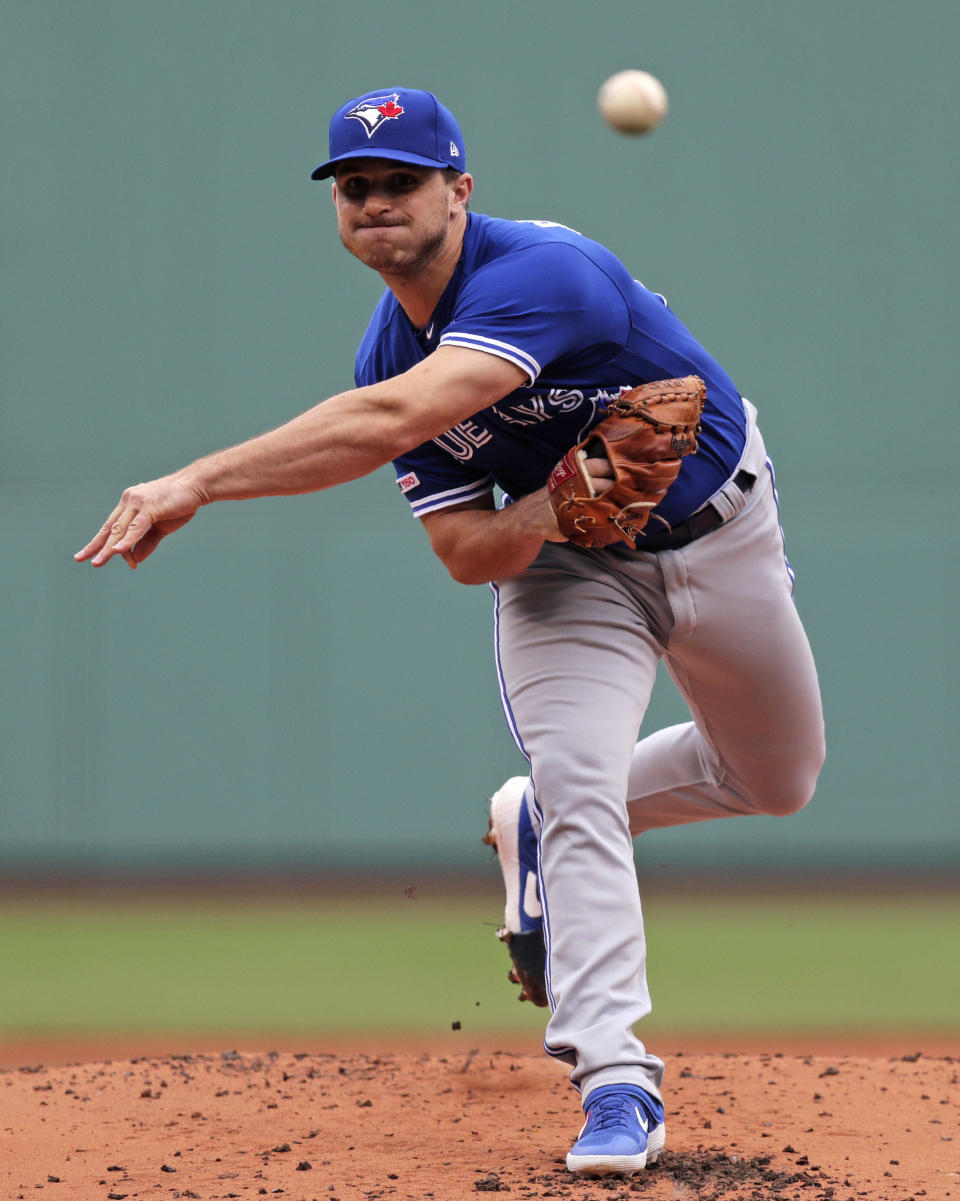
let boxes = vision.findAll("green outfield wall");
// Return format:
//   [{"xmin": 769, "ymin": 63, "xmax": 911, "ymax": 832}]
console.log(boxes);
[{"xmin": 2, "ymin": 1, "xmax": 957, "ymax": 874}]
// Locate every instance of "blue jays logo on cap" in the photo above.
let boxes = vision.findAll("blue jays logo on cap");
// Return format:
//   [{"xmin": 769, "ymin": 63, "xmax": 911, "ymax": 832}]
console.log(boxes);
[
  {"xmin": 311, "ymin": 86, "xmax": 466, "ymax": 180},
  {"xmin": 345, "ymin": 94, "xmax": 406, "ymax": 138}
]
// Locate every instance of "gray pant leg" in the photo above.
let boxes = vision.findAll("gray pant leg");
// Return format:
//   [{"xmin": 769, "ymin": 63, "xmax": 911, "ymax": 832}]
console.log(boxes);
[
  {"xmin": 625, "ymin": 448, "xmax": 825, "ymax": 835},
  {"xmin": 493, "ymin": 548, "xmax": 671, "ymax": 1101},
  {"xmin": 492, "ymin": 413, "xmax": 824, "ymax": 1103}
]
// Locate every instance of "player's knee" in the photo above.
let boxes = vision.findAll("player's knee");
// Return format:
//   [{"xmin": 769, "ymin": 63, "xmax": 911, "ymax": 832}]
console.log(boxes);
[
  {"xmin": 762, "ymin": 782, "xmax": 814, "ymax": 818},
  {"xmin": 756, "ymin": 738, "xmax": 826, "ymax": 817}
]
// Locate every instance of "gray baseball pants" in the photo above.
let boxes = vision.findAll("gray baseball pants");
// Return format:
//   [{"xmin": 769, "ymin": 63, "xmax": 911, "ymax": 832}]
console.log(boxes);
[{"xmin": 491, "ymin": 404, "xmax": 825, "ymax": 1103}]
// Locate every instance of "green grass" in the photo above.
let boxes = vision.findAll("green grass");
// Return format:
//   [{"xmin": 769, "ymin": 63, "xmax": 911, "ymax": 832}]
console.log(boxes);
[
  {"xmin": 0, "ymin": 891, "xmax": 956, "ymax": 1037},
  {"xmin": 641, "ymin": 893, "xmax": 960, "ymax": 1034}
]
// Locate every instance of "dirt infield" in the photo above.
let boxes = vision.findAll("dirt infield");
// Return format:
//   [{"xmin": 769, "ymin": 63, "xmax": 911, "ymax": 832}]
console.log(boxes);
[{"xmin": 1, "ymin": 1042, "xmax": 957, "ymax": 1200}]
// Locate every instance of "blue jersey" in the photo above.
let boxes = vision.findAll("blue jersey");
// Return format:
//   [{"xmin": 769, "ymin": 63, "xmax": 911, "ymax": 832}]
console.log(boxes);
[{"xmin": 355, "ymin": 213, "xmax": 747, "ymax": 532}]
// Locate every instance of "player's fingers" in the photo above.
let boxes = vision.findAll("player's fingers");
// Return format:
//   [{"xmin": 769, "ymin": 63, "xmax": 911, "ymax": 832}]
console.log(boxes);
[
  {"xmin": 128, "ymin": 526, "xmax": 166, "ymax": 566},
  {"xmin": 583, "ymin": 455, "xmax": 614, "ymax": 478},
  {"xmin": 74, "ymin": 500, "xmax": 128, "ymax": 562},
  {"xmin": 90, "ymin": 506, "xmax": 152, "ymax": 566},
  {"xmin": 583, "ymin": 456, "xmax": 615, "ymax": 494},
  {"xmin": 87, "ymin": 517, "xmax": 134, "ymax": 566},
  {"xmin": 74, "ymin": 529, "xmax": 110, "ymax": 562},
  {"xmin": 122, "ymin": 525, "xmax": 165, "ymax": 568}
]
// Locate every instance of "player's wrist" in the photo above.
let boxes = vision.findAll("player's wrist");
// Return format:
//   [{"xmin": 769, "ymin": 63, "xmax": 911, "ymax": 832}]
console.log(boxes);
[
  {"xmin": 173, "ymin": 462, "xmax": 213, "ymax": 507},
  {"xmin": 522, "ymin": 486, "xmax": 568, "ymax": 543}
]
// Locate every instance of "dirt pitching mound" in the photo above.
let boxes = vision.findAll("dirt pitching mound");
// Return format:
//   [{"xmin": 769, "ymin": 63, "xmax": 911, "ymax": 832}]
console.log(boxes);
[{"xmin": 1, "ymin": 1049, "xmax": 956, "ymax": 1200}]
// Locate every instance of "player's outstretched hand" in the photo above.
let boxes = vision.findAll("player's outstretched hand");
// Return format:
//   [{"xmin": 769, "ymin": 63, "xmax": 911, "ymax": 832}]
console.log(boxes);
[{"xmin": 74, "ymin": 473, "xmax": 208, "ymax": 569}]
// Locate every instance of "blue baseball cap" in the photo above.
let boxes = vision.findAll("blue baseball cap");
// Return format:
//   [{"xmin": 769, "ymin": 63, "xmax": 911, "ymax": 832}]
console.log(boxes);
[{"xmin": 311, "ymin": 87, "xmax": 466, "ymax": 180}]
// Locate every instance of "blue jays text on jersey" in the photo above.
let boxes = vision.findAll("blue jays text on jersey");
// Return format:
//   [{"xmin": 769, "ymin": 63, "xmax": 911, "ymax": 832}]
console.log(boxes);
[{"xmin": 354, "ymin": 213, "xmax": 748, "ymax": 535}]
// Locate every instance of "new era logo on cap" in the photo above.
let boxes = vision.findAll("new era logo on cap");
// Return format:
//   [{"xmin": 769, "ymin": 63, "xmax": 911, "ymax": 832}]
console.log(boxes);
[{"xmin": 311, "ymin": 86, "xmax": 466, "ymax": 180}]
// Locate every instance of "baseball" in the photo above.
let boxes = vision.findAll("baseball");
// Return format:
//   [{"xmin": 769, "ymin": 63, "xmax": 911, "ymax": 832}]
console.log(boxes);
[{"xmin": 597, "ymin": 69, "xmax": 669, "ymax": 135}]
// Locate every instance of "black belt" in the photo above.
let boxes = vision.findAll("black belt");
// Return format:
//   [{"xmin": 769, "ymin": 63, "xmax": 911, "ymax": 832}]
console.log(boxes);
[{"xmin": 633, "ymin": 469, "xmax": 757, "ymax": 552}]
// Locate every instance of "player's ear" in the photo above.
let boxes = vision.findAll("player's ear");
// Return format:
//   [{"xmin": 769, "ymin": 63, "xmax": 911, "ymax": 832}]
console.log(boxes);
[
  {"xmin": 451, "ymin": 172, "xmax": 473, "ymax": 212},
  {"xmin": 331, "ymin": 181, "xmax": 338, "ymax": 205}
]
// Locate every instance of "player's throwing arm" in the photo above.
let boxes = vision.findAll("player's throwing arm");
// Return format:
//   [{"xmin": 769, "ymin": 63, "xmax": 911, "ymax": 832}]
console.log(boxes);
[{"xmin": 74, "ymin": 349, "xmax": 533, "ymax": 569}]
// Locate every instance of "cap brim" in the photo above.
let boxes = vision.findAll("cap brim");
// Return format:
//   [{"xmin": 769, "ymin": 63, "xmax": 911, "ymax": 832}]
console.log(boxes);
[{"xmin": 311, "ymin": 148, "xmax": 454, "ymax": 180}]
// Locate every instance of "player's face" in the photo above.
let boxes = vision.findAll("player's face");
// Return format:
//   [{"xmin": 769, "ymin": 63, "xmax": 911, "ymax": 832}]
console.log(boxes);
[{"xmin": 332, "ymin": 160, "xmax": 467, "ymax": 277}]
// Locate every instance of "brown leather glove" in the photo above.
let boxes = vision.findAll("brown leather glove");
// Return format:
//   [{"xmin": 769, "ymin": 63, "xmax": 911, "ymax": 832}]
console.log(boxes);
[{"xmin": 547, "ymin": 375, "xmax": 706, "ymax": 548}]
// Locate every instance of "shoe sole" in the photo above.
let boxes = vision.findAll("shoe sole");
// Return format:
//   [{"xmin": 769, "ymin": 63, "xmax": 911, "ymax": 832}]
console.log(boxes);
[{"xmin": 565, "ymin": 1122, "xmax": 666, "ymax": 1176}]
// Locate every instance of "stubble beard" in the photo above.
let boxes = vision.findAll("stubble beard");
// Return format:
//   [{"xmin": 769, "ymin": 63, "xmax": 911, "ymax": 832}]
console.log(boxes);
[{"xmin": 342, "ymin": 219, "xmax": 450, "ymax": 280}]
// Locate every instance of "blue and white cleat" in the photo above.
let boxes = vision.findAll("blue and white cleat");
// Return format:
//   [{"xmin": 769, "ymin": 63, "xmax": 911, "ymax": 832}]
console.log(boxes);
[
  {"xmin": 566, "ymin": 1084, "xmax": 666, "ymax": 1176},
  {"xmin": 482, "ymin": 776, "xmax": 547, "ymax": 1006}
]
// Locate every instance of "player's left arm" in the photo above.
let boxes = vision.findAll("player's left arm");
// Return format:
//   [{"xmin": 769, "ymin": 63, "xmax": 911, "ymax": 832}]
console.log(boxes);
[
  {"xmin": 422, "ymin": 459, "xmax": 614, "ymax": 585},
  {"xmin": 75, "ymin": 346, "xmax": 526, "ymax": 569}
]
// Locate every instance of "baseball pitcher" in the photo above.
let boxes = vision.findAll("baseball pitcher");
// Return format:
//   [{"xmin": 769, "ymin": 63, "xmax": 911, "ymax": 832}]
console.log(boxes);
[{"xmin": 76, "ymin": 87, "xmax": 825, "ymax": 1177}]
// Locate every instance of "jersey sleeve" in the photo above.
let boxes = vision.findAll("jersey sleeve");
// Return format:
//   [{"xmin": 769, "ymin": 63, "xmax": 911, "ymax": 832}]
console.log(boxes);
[
  {"xmin": 438, "ymin": 240, "xmax": 631, "ymax": 384},
  {"xmin": 393, "ymin": 443, "xmax": 494, "ymax": 520}
]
